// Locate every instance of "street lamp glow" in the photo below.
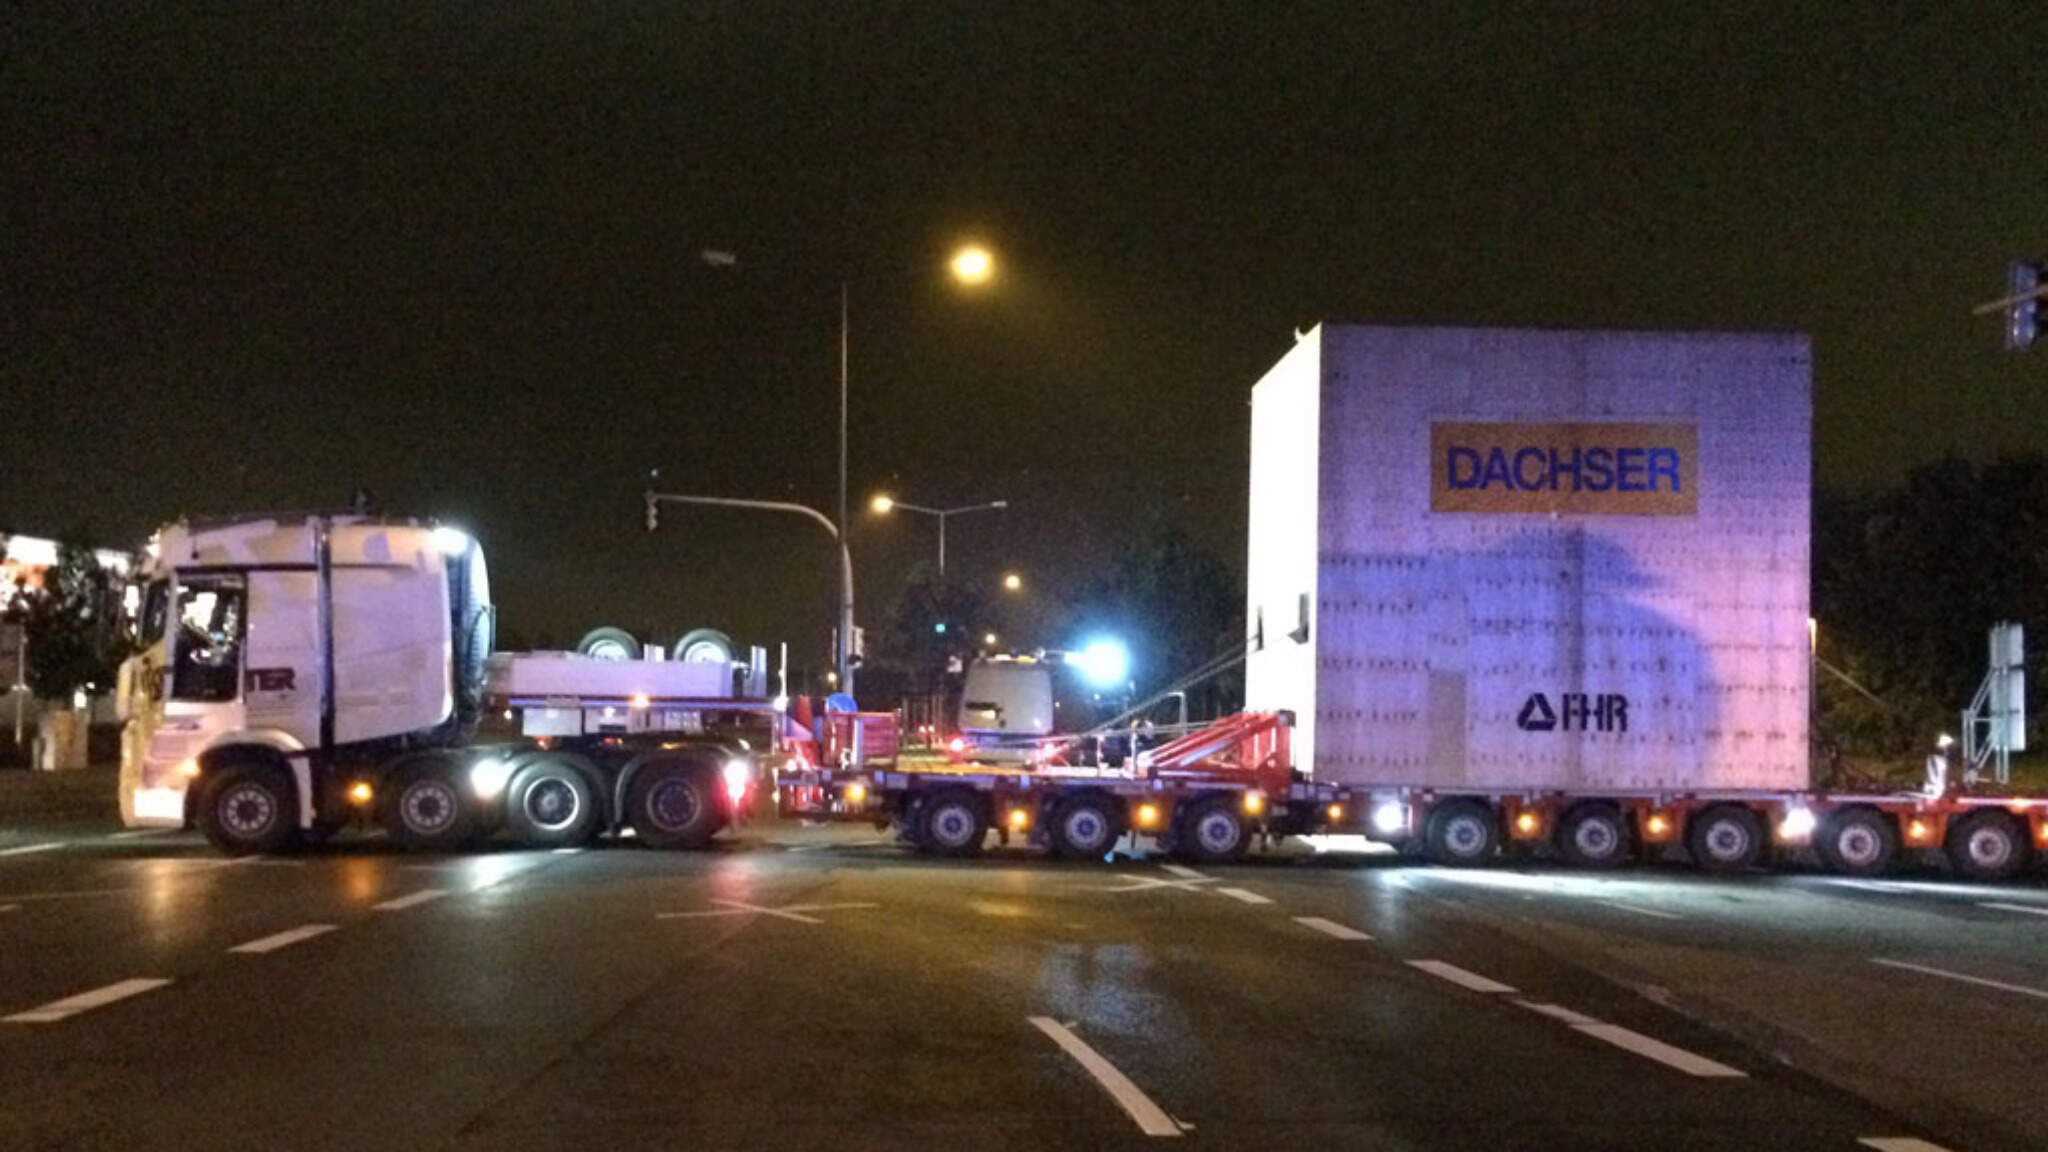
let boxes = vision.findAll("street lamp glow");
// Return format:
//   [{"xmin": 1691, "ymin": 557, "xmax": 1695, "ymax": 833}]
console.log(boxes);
[
  {"xmin": 950, "ymin": 245, "xmax": 994, "ymax": 285},
  {"xmin": 1003, "ymin": 572, "xmax": 1023, "ymax": 592},
  {"xmin": 983, "ymin": 632, "xmax": 998, "ymax": 647},
  {"xmin": 1073, "ymin": 639, "xmax": 1130, "ymax": 688},
  {"xmin": 870, "ymin": 494, "xmax": 895, "ymax": 514}
]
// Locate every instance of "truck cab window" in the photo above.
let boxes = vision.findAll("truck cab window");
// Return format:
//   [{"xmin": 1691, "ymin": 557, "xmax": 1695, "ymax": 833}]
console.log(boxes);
[
  {"xmin": 139, "ymin": 580, "xmax": 170, "ymax": 648},
  {"xmin": 171, "ymin": 576, "xmax": 245, "ymax": 702}
]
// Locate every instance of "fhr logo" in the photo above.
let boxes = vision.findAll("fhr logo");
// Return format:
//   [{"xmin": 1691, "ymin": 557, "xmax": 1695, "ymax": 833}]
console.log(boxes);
[{"xmin": 1430, "ymin": 422, "xmax": 1698, "ymax": 516}]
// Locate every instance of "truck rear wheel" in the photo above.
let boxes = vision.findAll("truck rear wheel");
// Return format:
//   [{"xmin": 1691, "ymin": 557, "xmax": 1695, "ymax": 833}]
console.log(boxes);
[
  {"xmin": 505, "ymin": 756, "xmax": 599, "ymax": 847},
  {"xmin": 1049, "ymin": 796, "xmax": 1121, "ymax": 860},
  {"xmin": 1945, "ymin": 811, "xmax": 2029, "ymax": 881},
  {"xmin": 1817, "ymin": 809, "xmax": 1898, "ymax": 876},
  {"xmin": 1557, "ymin": 804, "xmax": 1630, "ymax": 868},
  {"xmin": 628, "ymin": 762, "xmax": 720, "ymax": 849},
  {"xmin": 383, "ymin": 758, "xmax": 480, "ymax": 851},
  {"xmin": 1686, "ymin": 805, "xmax": 1764, "ymax": 873},
  {"xmin": 198, "ymin": 761, "xmax": 296, "ymax": 856},
  {"xmin": 1178, "ymin": 798, "xmax": 1250, "ymax": 864},
  {"xmin": 1424, "ymin": 800, "xmax": 1498, "ymax": 866},
  {"xmin": 917, "ymin": 790, "xmax": 987, "ymax": 857}
]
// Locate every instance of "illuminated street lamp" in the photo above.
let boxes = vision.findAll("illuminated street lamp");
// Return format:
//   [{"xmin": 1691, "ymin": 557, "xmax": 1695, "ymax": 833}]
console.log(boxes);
[
  {"xmin": 869, "ymin": 494, "xmax": 1008, "ymax": 579},
  {"xmin": 1002, "ymin": 572, "xmax": 1023, "ymax": 592},
  {"xmin": 950, "ymin": 244, "xmax": 995, "ymax": 286}
]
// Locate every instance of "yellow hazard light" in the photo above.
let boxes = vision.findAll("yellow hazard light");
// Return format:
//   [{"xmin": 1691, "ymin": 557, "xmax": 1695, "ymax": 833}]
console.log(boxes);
[
  {"xmin": 1327, "ymin": 803, "xmax": 1344, "ymax": 823},
  {"xmin": 629, "ymin": 693, "xmax": 650, "ymax": 710},
  {"xmin": 176, "ymin": 759, "xmax": 202, "ymax": 779},
  {"xmin": 1008, "ymin": 808, "xmax": 1030, "ymax": 831},
  {"xmin": 845, "ymin": 783, "xmax": 867, "ymax": 805},
  {"xmin": 1136, "ymin": 803, "xmax": 1160, "ymax": 828},
  {"xmin": 1906, "ymin": 819, "xmax": 1931, "ymax": 843},
  {"xmin": 348, "ymin": 781, "xmax": 374, "ymax": 805},
  {"xmin": 1645, "ymin": 813, "xmax": 1671, "ymax": 837},
  {"xmin": 1515, "ymin": 811, "xmax": 1541, "ymax": 835},
  {"xmin": 1243, "ymin": 791, "xmax": 1265, "ymax": 816},
  {"xmin": 2037, "ymin": 822, "xmax": 2048, "ymax": 845}
]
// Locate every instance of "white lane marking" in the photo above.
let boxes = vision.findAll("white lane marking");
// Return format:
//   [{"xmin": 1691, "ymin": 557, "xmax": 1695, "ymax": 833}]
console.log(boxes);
[
  {"xmin": 5, "ymin": 978, "xmax": 173, "ymax": 1023},
  {"xmin": 1408, "ymin": 959, "xmax": 1517, "ymax": 994},
  {"xmin": 106, "ymin": 829, "xmax": 171, "ymax": 840},
  {"xmin": 1603, "ymin": 901, "xmax": 1682, "ymax": 920},
  {"xmin": 1827, "ymin": 878, "xmax": 1914, "ymax": 894},
  {"xmin": 1980, "ymin": 902, "xmax": 2048, "ymax": 919},
  {"xmin": 1871, "ymin": 957, "xmax": 2048, "ymax": 1002},
  {"xmin": 551, "ymin": 847, "xmax": 583, "ymax": 855},
  {"xmin": 1159, "ymin": 864, "xmax": 1208, "ymax": 880},
  {"xmin": 1512, "ymin": 1000, "xmax": 1601, "ymax": 1027},
  {"xmin": 657, "ymin": 899, "xmax": 879, "ymax": 925},
  {"xmin": 230, "ymin": 924, "xmax": 338, "ymax": 954},
  {"xmin": 1028, "ymin": 1016, "xmax": 1183, "ymax": 1138},
  {"xmin": 1858, "ymin": 1139, "xmax": 1956, "ymax": 1152},
  {"xmin": 373, "ymin": 888, "xmax": 448, "ymax": 911},
  {"xmin": 0, "ymin": 842, "xmax": 65, "ymax": 857},
  {"xmin": 1089, "ymin": 874, "xmax": 1218, "ymax": 894},
  {"xmin": 1571, "ymin": 1023, "xmax": 1746, "ymax": 1077},
  {"xmin": 1215, "ymin": 887, "xmax": 1272, "ymax": 905},
  {"xmin": 1293, "ymin": 916, "xmax": 1373, "ymax": 941}
]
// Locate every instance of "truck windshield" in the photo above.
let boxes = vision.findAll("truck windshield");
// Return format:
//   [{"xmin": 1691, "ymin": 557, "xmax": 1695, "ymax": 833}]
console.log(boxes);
[{"xmin": 171, "ymin": 575, "xmax": 245, "ymax": 702}]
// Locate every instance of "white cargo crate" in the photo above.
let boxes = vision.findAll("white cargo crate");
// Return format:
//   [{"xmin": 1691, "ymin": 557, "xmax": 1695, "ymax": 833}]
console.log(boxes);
[{"xmin": 1245, "ymin": 325, "xmax": 1811, "ymax": 791}]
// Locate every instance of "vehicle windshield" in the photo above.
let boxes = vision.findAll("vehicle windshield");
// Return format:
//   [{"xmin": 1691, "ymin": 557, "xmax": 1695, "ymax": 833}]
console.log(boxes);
[{"xmin": 170, "ymin": 574, "xmax": 245, "ymax": 702}]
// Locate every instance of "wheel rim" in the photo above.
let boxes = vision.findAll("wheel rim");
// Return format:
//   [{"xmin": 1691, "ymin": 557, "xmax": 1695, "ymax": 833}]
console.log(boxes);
[
  {"xmin": 1443, "ymin": 814, "xmax": 1487, "ymax": 857},
  {"xmin": 1574, "ymin": 818, "xmax": 1618, "ymax": 859},
  {"xmin": 1196, "ymin": 810, "xmax": 1241, "ymax": 854},
  {"xmin": 524, "ymin": 777, "xmax": 581, "ymax": 831},
  {"xmin": 1965, "ymin": 826, "xmax": 2013, "ymax": 869},
  {"xmin": 647, "ymin": 778, "xmax": 699, "ymax": 832},
  {"xmin": 587, "ymin": 640, "xmax": 631, "ymax": 660},
  {"xmin": 220, "ymin": 783, "xmax": 277, "ymax": 839},
  {"xmin": 402, "ymin": 778, "xmax": 459, "ymax": 836},
  {"xmin": 931, "ymin": 804, "xmax": 976, "ymax": 848},
  {"xmin": 1704, "ymin": 819, "xmax": 1750, "ymax": 861},
  {"xmin": 1837, "ymin": 824, "xmax": 1882, "ymax": 867},
  {"xmin": 1064, "ymin": 808, "xmax": 1108, "ymax": 850}
]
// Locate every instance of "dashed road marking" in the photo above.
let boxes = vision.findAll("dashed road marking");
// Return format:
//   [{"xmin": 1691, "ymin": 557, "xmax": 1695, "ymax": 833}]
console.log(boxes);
[
  {"xmin": 373, "ymin": 888, "xmax": 448, "ymax": 911},
  {"xmin": 551, "ymin": 847, "xmax": 583, "ymax": 855},
  {"xmin": 1159, "ymin": 864, "xmax": 1207, "ymax": 880},
  {"xmin": 1571, "ymin": 1022, "xmax": 1745, "ymax": 1077},
  {"xmin": 1512, "ymin": 1000, "xmax": 1601, "ymax": 1027},
  {"xmin": 1603, "ymin": 901, "xmax": 1682, "ymax": 920},
  {"xmin": 229, "ymin": 924, "xmax": 338, "ymax": 954},
  {"xmin": 1979, "ymin": 901, "xmax": 2048, "ymax": 919},
  {"xmin": 1215, "ymin": 887, "xmax": 1272, "ymax": 905},
  {"xmin": 1826, "ymin": 878, "xmax": 1915, "ymax": 894},
  {"xmin": 1028, "ymin": 1017, "xmax": 1183, "ymax": 1138},
  {"xmin": 1407, "ymin": 959, "xmax": 1518, "ymax": 994},
  {"xmin": 1871, "ymin": 957, "xmax": 2048, "ymax": 1002},
  {"xmin": 1858, "ymin": 1139, "xmax": 1956, "ymax": 1152},
  {"xmin": 1293, "ymin": 916, "xmax": 1373, "ymax": 941},
  {"xmin": 658, "ymin": 899, "xmax": 879, "ymax": 925},
  {"xmin": 1089, "ymin": 872, "xmax": 1219, "ymax": 894},
  {"xmin": 0, "ymin": 842, "xmax": 65, "ymax": 857},
  {"xmin": 106, "ymin": 829, "xmax": 171, "ymax": 840},
  {"xmin": 5, "ymin": 978, "xmax": 173, "ymax": 1023}
]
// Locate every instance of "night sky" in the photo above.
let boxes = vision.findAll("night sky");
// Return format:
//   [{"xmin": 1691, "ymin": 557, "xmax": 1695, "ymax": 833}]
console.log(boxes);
[{"xmin": 5, "ymin": 4, "xmax": 2044, "ymax": 673}]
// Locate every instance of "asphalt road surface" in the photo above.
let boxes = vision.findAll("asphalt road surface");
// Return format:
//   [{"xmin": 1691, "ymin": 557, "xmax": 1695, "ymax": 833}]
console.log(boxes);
[{"xmin": 1, "ymin": 820, "xmax": 2043, "ymax": 1151}]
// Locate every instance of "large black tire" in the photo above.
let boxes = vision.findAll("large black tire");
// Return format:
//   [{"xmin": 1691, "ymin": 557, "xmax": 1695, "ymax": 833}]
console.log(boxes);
[
  {"xmin": 504, "ymin": 755, "xmax": 600, "ymax": 847},
  {"xmin": 671, "ymin": 628, "xmax": 734, "ymax": 664},
  {"xmin": 1556, "ymin": 804, "xmax": 1631, "ymax": 869},
  {"xmin": 197, "ymin": 761, "xmax": 297, "ymax": 856},
  {"xmin": 1817, "ymin": 808, "xmax": 1899, "ymax": 877},
  {"xmin": 1424, "ymin": 800, "xmax": 1499, "ymax": 866},
  {"xmin": 1945, "ymin": 811, "xmax": 2030, "ymax": 881},
  {"xmin": 575, "ymin": 626, "xmax": 639, "ymax": 661},
  {"xmin": 1178, "ymin": 797, "xmax": 1250, "ymax": 864},
  {"xmin": 1686, "ymin": 805, "xmax": 1765, "ymax": 873},
  {"xmin": 916, "ymin": 790, "xmax": 988, "ymax": 857},
  {"xmin": 382, "ymin": 757, "xmax": 480, "ymax": 851},
  {"xmin": 1049, "ymin": 796, "xmax": 1121, "ymax": 860},
  {"xmin": 627, "ymin": 761, "xmax": 721, "ymax": 849}
]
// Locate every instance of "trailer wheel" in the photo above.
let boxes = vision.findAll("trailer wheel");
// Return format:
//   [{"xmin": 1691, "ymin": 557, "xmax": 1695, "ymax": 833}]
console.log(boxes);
[
  {"xmin": 1180, "ymin": 798, "xmax": 1250, "ymax": 864},
  {"xmin": 1817, "ymin": 809, "xmax": 1899, "ymax": 877},
  {"xmin": 1945, "ymin": 811, "xmax": 2029, "ymax": 881},
  {"xmin": 917, "ymin": 790, "xmax": 987, "ymax": 857},
  {"xmin": 1049, "ymin": 796, "xmax": 1121, "ymax": 860},
  {"xmin": 1686, "ymin": 805, "xmax": 1764, "ymax": 873},
  {"xmin": 575, "ymin": 626, "xmax": 639, "ymax": 661},
  {"xmin": 197, "ymin": 761, "xmax": 296, "ymax": 856},
  {"xmin": 505, "ymin": 757, "xmax": 599, "ymax": 847},
  {"xmin": 1424, "ymin": 800, "xmax": 1499, "ymax": 866},
  {"xmin": 383, "ymin": 758, "xmax": 480, "ymax": 851},
  {"xmin": 628, "ymin": 762, "xmax": 721, "ymax": 849},
  {"xmin": 1557, "ymin": 805, "xmax": 1630, "ymax": 869}
]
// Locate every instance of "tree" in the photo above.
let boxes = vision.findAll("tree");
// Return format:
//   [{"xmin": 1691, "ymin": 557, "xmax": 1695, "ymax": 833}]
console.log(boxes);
[
  {"xmin": 1058, "ymin": 513, "xmax": 1242, "ymax": 718},
  {"xmin": 3, "ymin": 542, "xmax": 131, "ymax": 703},
  {"xmin": 871, "ymin": 562, "xmax": 991, "ymax": 696}
]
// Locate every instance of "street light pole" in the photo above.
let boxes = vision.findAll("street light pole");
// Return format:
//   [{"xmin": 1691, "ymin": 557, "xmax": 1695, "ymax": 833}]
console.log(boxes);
[
  {"xmin": 869, "ymin": 497, "xmax": 1008, "ymax": 581},
  {"xmin": 837, "ymin": 280, "xmax": 850, "ymax": 686},
  {"xmin": 644, "ymin": 487, "xmax": 855, "ymax": 693}
]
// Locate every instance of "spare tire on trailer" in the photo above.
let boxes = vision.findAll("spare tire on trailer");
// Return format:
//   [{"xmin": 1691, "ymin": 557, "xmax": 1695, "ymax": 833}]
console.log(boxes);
[
  {"xmin": 670, "ymin": 628, "xmax": 734, "ymax": 665},
  {"xmin": 576, "ymin": 626, "xmax": 640, "ymax": 661}
]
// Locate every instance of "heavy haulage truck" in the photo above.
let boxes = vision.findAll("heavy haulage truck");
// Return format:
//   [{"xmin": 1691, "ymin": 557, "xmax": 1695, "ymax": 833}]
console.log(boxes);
[
  {"xmin": 118, "ymin": 517, "xmax": 767, "ymax": 854},
  {"xmin": 784, "ymin": 324, "xmax": 2045, "ymax": 878}
]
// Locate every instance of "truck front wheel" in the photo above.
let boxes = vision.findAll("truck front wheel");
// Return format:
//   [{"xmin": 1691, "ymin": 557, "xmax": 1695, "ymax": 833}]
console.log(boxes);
[
  {"xmin": 628, "ymin": 763, "xmax": 720, "ymax": 849},
  {"xmin": 383, "ymin": 758, "xmax": 480, "ymax": 851},
  {"xmin": 198, "ymin": 761, "xmax": 297, "ymax": 856}
]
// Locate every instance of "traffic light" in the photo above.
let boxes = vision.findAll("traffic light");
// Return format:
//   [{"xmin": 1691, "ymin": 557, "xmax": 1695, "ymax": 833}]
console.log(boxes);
[
  {"xmin": 2008, "ymin": 260, "xmax": 2041, "ymax": 351},
  {"xmin": 644, "ymin": 493, "xmax": 659, "ymax": 532}
]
